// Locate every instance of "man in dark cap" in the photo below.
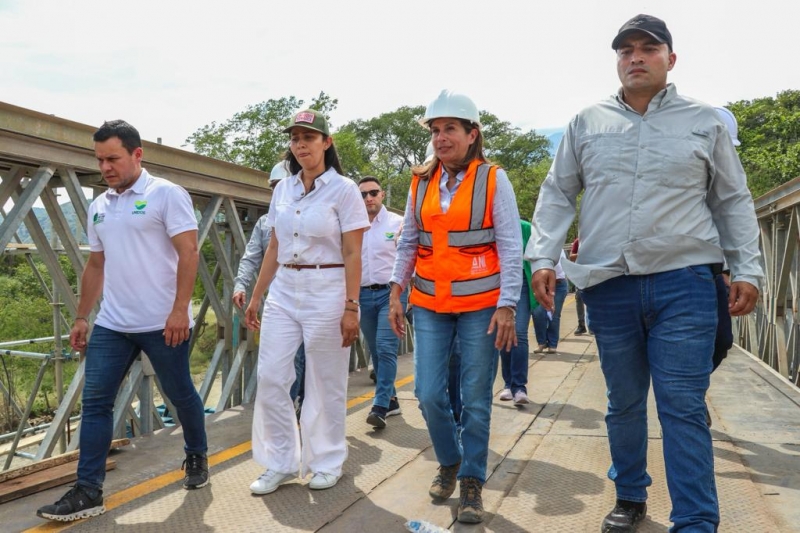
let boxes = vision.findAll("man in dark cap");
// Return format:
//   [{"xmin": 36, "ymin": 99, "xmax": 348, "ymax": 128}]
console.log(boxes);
[{"xmin": 526, "ymin": 14, "xmax": 762, "ymax": 533}]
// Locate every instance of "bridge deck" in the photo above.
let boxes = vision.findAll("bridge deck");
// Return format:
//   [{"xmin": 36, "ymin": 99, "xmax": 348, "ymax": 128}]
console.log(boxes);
[{"xmin": 4, "ymin": 296, "xmax": 799, "ymax": 532}]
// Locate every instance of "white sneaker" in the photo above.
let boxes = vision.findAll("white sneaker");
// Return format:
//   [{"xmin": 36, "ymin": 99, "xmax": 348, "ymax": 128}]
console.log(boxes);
[
  {"xmin": 250, "ymin": 470, "xmax": 297, "ymax": 494},
  {"xmin": 513, "ymin": 391, "xmax": 531, "ymax": 405},
  {"xmin": 499, "ymin": 388, "xmax": 513, "ymax": 401},
  {"xmin": 309, "ymin": 472, "xmax": 339, "ymax": 490}
]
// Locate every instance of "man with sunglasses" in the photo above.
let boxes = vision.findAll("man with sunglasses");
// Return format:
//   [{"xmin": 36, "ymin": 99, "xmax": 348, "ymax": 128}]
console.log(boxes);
[{"xmin": 358, "ymin": 177, "xmax": 404, "ymax": 428}]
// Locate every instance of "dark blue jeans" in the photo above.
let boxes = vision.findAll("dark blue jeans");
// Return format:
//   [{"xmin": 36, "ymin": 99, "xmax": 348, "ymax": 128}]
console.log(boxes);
[
  {"xmin": 289, "ymin": 344, "xmax": 306, "ymax": 403},
  {"xmin": 77, "ymin": 325, "xmax": 208, "ymax": 490},
  {"xmin": 532, "ymin": 279, "xmax": 568, "ymax": 348},
  {"xmin": 580, "ymin": 266, "xmax": 719, "ymax": 532},
  {"xmin": 499, "ymin": 276, "xmax": 532, "ymax": 394},
  {"xmin": 359, "ymin": 286, "xmax": 405, "ymax": 409}
]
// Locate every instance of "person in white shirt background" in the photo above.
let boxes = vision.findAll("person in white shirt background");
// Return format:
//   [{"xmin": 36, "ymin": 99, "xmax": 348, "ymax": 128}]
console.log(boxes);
[
  {"xmin": 358, "ymin": 176, "xmax": 406, "ymax": 429},
  {"xmin": 232, "ymin": 161, "xmax": 307, "ymax": 413}
]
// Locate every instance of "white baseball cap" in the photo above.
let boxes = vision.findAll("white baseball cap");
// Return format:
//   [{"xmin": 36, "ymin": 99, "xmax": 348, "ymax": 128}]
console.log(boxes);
[{"xmin": 714, "ymin": 107, "xmax": 741, "ymax": 147}]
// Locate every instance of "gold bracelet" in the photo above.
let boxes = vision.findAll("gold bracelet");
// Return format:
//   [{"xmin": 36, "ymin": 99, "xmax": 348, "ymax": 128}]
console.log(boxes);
[
  {"xmin": 345, "ymin": 299, "xmax": 360, "ymax": 307},
  {"xmin": 75, "ymin": 317, "xmax": 88, "ymax": 323}
]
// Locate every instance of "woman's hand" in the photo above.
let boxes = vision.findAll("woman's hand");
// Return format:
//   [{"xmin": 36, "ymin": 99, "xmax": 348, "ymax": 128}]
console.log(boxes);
[
  {"xmin": 341, "ymin": 309, "xmax": 360, "ymax": 347},
  {"xmin": 245, "ymin": 300, "xmax": 261, "ymax": 331},
  {"xmin": 388, "ymin": 285, "xmax": 406, "ymax": 338},
  {"xmin": 488, "ymin": 306, "xmax": 517, "ymax": 351}
]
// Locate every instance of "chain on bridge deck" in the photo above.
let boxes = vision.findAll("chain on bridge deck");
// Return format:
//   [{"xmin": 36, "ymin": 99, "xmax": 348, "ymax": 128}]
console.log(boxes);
[{"xmin": 3, "ymin": 298, "xmax": 798, "ymax": 533}]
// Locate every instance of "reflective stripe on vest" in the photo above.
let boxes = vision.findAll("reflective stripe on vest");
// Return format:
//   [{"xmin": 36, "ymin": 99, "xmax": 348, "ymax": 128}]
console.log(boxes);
[{"xmin": 416, "ymin": 164, "xmax": 495, "ymax": 249}]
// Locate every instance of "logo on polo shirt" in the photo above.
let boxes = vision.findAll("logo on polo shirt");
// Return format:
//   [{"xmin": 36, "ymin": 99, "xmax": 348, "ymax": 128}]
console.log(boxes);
[
  {"xmin": 132, "ymin": 200, "xmax": 147, "ymax": 215},
  {"xmin": 93, "ymin": 213, "xmax": 105, "ymax": 225},
  {"xmin": 384, "ymin": 232, "xmax": 395, "ymax": 240}
]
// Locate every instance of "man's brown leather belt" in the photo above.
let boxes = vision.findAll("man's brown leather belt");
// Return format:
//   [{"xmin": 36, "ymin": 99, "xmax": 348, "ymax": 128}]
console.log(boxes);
[{"xmin": 283, "ymin": 264, "xmax": 345, "ymax": 270}]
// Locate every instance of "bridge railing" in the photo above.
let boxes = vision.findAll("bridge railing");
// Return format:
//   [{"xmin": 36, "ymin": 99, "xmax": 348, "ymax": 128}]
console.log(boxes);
[
  {"xmin": 734, "ymin": 176, "xmax": 800, "ymax": 387},
  {"xmin": 0, "ymin": 101, "xmax": 272, "ymax": 468}
]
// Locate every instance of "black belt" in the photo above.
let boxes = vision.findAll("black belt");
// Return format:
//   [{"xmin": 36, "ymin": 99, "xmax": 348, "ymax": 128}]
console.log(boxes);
[
  {"xmin": 362, "ymin": 283, "xmax": 390, "ymax": 290},
  {"xmin": 283, "ymin": 264, "xmax": 344, "ymax": 270}
]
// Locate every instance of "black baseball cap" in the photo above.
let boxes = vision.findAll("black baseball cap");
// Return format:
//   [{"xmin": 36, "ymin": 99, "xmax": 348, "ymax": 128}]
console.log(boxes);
[{"xmin": 611, "ymin": 14, "xmax": 673, "ymax": 51}]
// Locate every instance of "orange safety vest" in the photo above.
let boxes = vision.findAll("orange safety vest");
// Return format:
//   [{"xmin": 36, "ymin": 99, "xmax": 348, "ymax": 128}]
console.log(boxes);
[{"xmin": 410, "ymin": 159, "xmax": 500, "ymax": 313}]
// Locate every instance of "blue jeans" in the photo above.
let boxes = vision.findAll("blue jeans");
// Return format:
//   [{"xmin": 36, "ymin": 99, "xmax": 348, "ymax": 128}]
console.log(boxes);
[
  {"xmin": 359, "ymin": 286, "xmax": 403, "ymax": 409},
  {"xmin": 532, "ymin": 278, "xmax": 568, "ymax": 348},
  {"xmin": 580, "ymin": 266, "xmax": 719, "ymax": 532},
  {"xmin": 413, "ymin": 306, "xmax": 497, "ymax": 483},
  {"xmin": 448, "ymin": 336, "xmax": 462, "ymax": 423},
  {"xmin": 289, "ymin": 344, "xmax": 306, "ymax": 403},
  {"xmin": 499, "ymin": 276, "xmax": 532, "ymax": 393},
  {"xmin": 78, "ymin": 325, "xmax": 208, "ymax": 490}
]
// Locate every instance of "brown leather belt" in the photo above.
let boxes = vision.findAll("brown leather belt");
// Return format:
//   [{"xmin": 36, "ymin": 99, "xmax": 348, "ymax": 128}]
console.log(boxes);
[{"xmin": 283, "ymin": 263, "xmax": 345, "ymax": 270}]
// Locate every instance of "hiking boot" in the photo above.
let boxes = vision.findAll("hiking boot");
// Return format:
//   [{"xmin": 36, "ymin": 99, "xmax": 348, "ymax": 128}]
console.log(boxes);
[
  {"xmin": 387, "ymin": 397, "xmax": 402, "ymax": 416},
  {"xmin": 367, "ymin": 406, "xmax": 387, "ymax": 428},
  {"xmin": 36, "ymin": 485, "xmax": 105, "ymax": 522},
  {"xmin": 428, "ymin": 462, "xmax": 460, "ymax": 499},
  {"xmin": 601, "ymin": 499, "xmax": 647, "ymax": 532},
  {"xmin": 457, "ymin": 477, "xmax": 485, "ymax": 523},
  {"xmin": 575, "ymin": 325, "xmax": 587, "ymax": 335},
  {"xmin": 182, "ymin": 452, "xmax": 209, "ymax": 489}
]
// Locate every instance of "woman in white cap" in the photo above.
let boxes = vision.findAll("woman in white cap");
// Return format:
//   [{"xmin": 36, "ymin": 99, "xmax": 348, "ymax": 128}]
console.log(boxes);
[
  {"xmin": 245, "ymin": 109, "xmax": 369, "ymax": 493},
  {"xmin": 388, "ymin": 90, "xmax": 522, "ymax": 523}
]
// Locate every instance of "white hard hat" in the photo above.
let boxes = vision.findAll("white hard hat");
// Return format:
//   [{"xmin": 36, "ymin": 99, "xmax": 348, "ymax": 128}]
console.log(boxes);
[
  {"xmin": 714, "ymin": 107, "xmax": 741, "ymax": 147},
  {"xmin": 424, "ymin": 141, "xmax": 435, "ymax": 164},
  {"xmin": 269, "ymin": 160, "xmax": 291, "ymax": 182},
  {"xmin": 419, "ymin": 90, "xmax": 481, "ymax": 129}
]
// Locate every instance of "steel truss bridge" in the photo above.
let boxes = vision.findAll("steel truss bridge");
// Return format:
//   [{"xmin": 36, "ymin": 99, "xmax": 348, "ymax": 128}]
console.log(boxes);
[{"xmin": 0, "ymin": 100, "xmax": 795, "ymax": 472}]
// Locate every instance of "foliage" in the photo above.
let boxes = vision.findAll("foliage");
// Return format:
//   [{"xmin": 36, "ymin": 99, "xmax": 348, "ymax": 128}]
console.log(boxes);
[
  {"xmin": 184, "ymin": 92, "xmax": 338, "ymax": 171},
  {"xmin": 728, "ymin": 90, "xmax": 800, "ymax": 198}
]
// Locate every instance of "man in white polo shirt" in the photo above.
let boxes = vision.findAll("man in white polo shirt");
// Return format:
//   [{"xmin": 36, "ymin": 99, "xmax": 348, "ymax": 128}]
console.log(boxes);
[
  {"xmin": 359, "ymin": 176, "xmax": 405, "ymax": 428},
  {"xmin": 37, "ymin": 120, "xmax": 209, "ymax": 523}
]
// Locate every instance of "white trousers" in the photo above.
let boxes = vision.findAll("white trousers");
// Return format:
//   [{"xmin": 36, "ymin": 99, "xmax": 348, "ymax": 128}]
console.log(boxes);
[{"xmin": 252, "ymin": 266, "xmax": 350, "ymax": 477}]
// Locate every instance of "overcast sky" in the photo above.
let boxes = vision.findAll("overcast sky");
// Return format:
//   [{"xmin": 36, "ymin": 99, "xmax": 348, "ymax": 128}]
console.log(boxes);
[{"xmin": 1, "ymin": 0, "xmax": 798, "ymax": 150}]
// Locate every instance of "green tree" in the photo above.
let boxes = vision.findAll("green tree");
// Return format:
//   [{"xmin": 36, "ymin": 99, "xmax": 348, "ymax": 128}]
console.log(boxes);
[
  {"xmin": 184, "ymin": 92, "xmax": 339, "ymax": 171},
  {"xmin": 729, "ymin": 90, "xmax": 800, "ymax": 198}
]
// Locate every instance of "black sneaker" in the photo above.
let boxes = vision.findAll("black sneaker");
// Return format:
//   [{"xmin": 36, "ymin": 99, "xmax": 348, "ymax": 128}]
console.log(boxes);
[
  {"xmin": 575, "ymin": 325, "xmax": 587, "ymax": 335},
  {"xmin": 37, "ymin": 485, "xmax": 105, "ymax": 522},
  {"xmin": 366, "ymin": 406, "xmax": 388, "ymax": 428},
  {"xmin": 182, "ymin": 453, "xmax": 209, "ymax": 489},
  {"xmin": 387, "ymin": 397, "xmax": 402, "ymax": 416},
  {"xmin": 601, "ymin": 499, "xmax": 646, "ymax": 532},
  {"xmin": 369, "ymin": 369, "xmax": 376, "ymax": 383}
]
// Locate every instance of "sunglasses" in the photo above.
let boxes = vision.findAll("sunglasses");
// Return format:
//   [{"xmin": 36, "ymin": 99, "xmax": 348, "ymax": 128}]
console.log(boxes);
[{"xmin": 361, "ymin": 189, "xmax": 381, "ymax": 199}]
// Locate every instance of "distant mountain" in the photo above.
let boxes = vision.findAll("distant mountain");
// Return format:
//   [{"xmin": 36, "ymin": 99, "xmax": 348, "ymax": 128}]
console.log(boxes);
[
  {"xmin": 537, "ymin": 127, "xmax": 565, "ymax": 156},
  {"xmin": 0, "ymin": 202, "xmax": 87, "ymax": 245}
]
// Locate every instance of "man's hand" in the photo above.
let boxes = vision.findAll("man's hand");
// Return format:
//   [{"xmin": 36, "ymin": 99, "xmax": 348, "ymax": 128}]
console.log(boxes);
[
  {"xmin": 164, "ymin": 309, "xmax": 191, "ymax": 347},
  {"xmin": 70, "ymin": 320, "xmax": 89, "ymax": 352},
  {"xmin": 532, "ymin": 269, "xmax": 556, "ymax": 312},
  {"xmin": 232, "ymin": 291, "xmax": 246, "ymax": 309},
  {"xmin": 728, "ymin": 281, "xmax": 759, "ymax": 316},
  {"xmin": 488, "ymin": 307, "xmax": 517, "ymax": 351}
]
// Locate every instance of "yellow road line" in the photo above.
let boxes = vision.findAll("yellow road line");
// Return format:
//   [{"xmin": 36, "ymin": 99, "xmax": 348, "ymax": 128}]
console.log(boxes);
[{"xmin": 24, "ymin": 374, "xmax": 415, "ymax": 532}]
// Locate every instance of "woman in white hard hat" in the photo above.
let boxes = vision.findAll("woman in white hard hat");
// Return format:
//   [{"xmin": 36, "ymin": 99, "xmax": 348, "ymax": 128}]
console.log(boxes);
[
  {"xmin": 388, "ymin": 90, "xmax": 522, "ymax": 523},
  {"xmin": 245, "ymin": 109, "xmax": 369, "ymax": 494}
]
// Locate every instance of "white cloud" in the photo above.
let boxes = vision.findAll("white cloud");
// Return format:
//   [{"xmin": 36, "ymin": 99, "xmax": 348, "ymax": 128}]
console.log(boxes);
[{"xmin": 1, "ymin": 0, "xmax": 797, "ymax": 148}]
